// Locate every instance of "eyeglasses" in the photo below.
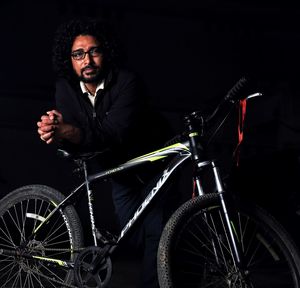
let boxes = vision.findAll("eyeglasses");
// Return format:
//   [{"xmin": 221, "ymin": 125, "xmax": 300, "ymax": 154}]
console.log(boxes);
[{"xmin": 71, "ymin": 46, "xmax": 102, "ymax": 61}]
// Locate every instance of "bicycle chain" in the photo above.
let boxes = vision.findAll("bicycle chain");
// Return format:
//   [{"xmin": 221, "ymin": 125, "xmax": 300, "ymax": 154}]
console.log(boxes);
[
  {"xmin": 28, "ymin": 247, "xmax": 83, "ymax": 287},
  {"xmin": 32, "ymin": 247, "xmax": 85, "ymax": 252},
  {"xmin": 26, "ymin": 268, "xmax": 78, "ymax": 288},
  {"xmin": 0, "ymin": 247, "xmax": 82, "ymax": 288}
]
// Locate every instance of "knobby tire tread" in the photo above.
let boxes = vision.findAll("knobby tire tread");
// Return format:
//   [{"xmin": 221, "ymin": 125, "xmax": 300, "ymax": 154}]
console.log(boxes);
[{"xmin": 158, "ymin": 193, "xmax": 300, "ymax": 288}]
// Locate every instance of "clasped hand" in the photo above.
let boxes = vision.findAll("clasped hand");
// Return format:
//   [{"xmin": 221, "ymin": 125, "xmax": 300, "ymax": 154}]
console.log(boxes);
[
  {"xmin": 37, "ymin": 110, "xmax": 82, "ymax": 145},
  {"xmin": 37, "ymin": 110, "xmax": 62, "ymax": 144}
]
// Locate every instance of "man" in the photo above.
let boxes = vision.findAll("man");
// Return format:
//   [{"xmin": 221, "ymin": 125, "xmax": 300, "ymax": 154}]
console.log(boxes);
[
  {"xmin": 37, "ymin": 18, "xmax": 142, "ymax": 160},
  {"xmin": 37, "ymin": 17, "xmax": 164, "ymax": 287}
]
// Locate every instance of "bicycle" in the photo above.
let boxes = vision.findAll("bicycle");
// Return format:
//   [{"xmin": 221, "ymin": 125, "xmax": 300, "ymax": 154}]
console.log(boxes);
[{"xmin": 0, "ymin": 78, "xmax": 300, "ymax": 288}]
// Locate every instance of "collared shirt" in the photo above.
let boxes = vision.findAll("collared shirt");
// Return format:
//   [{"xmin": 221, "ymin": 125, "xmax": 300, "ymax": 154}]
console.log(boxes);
[{"xmin": 80, "ymin": 79, "xmax": 105, "ymax": 106}]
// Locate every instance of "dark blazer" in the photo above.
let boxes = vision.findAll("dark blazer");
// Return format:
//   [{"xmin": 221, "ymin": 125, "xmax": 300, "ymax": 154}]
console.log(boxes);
[{"xmin": 55, "ymin": 68, "xmax": 143, "ymax": 163}]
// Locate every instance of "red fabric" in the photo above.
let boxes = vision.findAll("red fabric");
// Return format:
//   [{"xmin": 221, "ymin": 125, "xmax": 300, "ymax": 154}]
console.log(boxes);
[
  {"xmin": 234, "ymin": 99, "xmax": 247, "ymax": 166},
  {"xmin": 192, "ymin": 179, "xmax": 196, "ymax": 198}
]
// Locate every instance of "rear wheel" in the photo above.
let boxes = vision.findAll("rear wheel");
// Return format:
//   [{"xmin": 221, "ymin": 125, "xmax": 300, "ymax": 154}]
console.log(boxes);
[
  {"xmin": 0, "ymin": 185, "xmax": 84, "ymax": 288},
  {"xmin": 158, "ymin": 193, "xmax": 300, "ymax": 287}
]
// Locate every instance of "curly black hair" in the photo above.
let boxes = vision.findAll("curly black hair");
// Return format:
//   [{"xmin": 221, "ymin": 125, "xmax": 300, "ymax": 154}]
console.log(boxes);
[{"xmin": 52, "ymin": 17, "xmax": 120, "ymax": 81}]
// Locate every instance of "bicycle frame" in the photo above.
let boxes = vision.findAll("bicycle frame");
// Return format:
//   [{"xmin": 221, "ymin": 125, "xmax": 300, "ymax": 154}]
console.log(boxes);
[
  {"xmin": 27, "ymin": 126, "xmax": 242, "ymax": 272},
  {"xmin": 32, "ymin": 142, "xmax": 192, "ymax": 251},
  {"xmin": 25, "ymin": 144, "xmax": 241, "ymax": 275}
]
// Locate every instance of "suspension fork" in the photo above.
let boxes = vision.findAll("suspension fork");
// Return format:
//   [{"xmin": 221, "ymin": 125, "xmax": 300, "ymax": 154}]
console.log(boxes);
[
  {"xmin": 211, "ymin": 161, "xmax": 244, "ymax": 269},
  {"xmin": 185, "ymin": 113, "xmax": 244, "ymax": 269},
  {"xmin": 192, "ymin": 161, "xmax": 224, "ymax": 267},
  {"xmin": 193, "ymin": 160, "xmax": 245, "ymax": 270}
]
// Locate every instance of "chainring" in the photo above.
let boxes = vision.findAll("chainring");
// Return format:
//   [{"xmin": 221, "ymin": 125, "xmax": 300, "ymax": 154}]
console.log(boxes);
[{"xmin": 74, "ymin": 246, "xmax": 112, "ymax": 288}]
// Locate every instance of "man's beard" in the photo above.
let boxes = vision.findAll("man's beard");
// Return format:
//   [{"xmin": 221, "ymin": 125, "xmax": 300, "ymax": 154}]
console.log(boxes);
[{"xmin": 78, "ymin": 65, "xmax": 105, "ymax": 83}]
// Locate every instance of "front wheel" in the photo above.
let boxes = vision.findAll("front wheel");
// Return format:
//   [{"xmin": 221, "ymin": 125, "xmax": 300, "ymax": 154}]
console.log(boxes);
[
  {"xmin": 158, "ymin": 193, "xmax": 300, "ymax": 287},
  {"xmin": 0, "ymin": 185, "xmax": 84, "ymax": 288}
]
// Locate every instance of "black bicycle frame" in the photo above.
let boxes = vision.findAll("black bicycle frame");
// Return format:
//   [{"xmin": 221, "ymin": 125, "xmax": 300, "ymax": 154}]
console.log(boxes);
[{"xmin": 32, "ymin": 142, "xmax": 192, "ymax": 247}]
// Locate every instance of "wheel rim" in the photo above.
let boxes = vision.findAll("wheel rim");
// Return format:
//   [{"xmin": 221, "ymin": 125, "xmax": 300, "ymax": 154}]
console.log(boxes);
[
  {"xmin": 167, "ymin": 205, "xmax": 298, "ymax": 288},
  {"xmin": 0, "ymin": 197, "xmax": 75, "ymax": 287}
]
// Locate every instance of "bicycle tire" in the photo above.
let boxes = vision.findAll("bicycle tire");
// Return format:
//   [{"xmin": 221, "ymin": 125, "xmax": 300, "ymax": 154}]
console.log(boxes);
[
  {"xmin": 0, "ymin": 184, "xmax": 84, "ymax": 288},
  {"xmin": 158, "ymin": 193, "xmax": 300, "ymax": 288}
]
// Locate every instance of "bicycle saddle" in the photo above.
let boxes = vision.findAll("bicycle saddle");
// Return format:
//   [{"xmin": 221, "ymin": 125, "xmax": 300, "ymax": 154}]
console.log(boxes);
[{"xmin": 57, "ymin": 148, "xmax": 110, "ymax": 161}]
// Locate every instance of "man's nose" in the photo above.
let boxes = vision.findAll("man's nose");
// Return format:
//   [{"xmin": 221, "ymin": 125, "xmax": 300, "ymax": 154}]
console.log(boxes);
[{"xmin": 83, "ymin": 53, "xmax": 94, "ymax": 64}]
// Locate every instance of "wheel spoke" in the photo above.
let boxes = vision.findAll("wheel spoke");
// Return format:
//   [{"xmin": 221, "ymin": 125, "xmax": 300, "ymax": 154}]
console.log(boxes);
[
  {"xmin": 0, "ymin": 185, "xmax": 83, "ymax": 287},
  {"xmin": 158, "ymin": 196, "xmax": 300, "ymax": 288}
]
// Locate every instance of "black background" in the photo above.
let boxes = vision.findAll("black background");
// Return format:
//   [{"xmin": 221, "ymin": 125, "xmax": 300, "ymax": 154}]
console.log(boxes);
[{"xmin": 0, "ymin": 0, "xmax": 300, "ymax": 241}]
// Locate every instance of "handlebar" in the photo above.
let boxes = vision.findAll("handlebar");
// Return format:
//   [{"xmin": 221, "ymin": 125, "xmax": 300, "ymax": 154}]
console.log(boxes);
[
  {"xmin": 164, "ymin": 77, "xmax": 262, "ymax": 147},
  {"xmin": 203, "ymin": 77, "xmax": 249, "ymax": 124},
  {"xmin": 189, "ymin": 77, "xmax": 262, "ymax": 125}
]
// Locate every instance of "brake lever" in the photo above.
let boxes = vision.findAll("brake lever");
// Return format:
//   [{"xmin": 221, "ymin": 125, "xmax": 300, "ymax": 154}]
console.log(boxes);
[{"xmin": 245, "ymin": 92, "xmax": 263, "ymax": 100}]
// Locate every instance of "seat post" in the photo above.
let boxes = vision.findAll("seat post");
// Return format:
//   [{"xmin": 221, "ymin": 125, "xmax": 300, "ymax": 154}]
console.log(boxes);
[{"xmin": 82, "ymin": 159, "xmax": 98, "ymax": 246}]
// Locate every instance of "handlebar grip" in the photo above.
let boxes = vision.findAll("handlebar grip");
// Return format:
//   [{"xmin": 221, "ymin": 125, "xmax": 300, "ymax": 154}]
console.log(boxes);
[
  {"xmin": 204, "ymin": 77, "xmax": 248, "ymax": 124},
  {"xmin": 224, "ymin": 77, "xmax": 248, "ymax": 102}
]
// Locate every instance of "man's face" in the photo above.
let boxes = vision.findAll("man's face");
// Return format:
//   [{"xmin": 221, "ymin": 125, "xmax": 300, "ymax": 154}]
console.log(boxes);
[{"xmin": 71, "ymin": 35, "xmax": 104, "ymax": 83}]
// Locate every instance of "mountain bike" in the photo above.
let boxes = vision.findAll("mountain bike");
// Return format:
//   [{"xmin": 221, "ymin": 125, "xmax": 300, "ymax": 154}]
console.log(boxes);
[{"xmin": 0, "ymin": 78, "xmax": 300, "ymax": 288}]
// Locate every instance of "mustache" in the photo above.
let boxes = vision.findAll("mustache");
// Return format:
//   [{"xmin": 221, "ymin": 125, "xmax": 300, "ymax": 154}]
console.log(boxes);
[{"xmin": 81, "ymin": 65, "xmax": 97, "ymax": 72}]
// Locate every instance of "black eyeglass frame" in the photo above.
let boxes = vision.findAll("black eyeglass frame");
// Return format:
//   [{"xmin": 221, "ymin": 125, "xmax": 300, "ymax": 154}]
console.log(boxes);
[{"xmin": 71, "ymin": 46, "xmax": 102, "ymax": 61}]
